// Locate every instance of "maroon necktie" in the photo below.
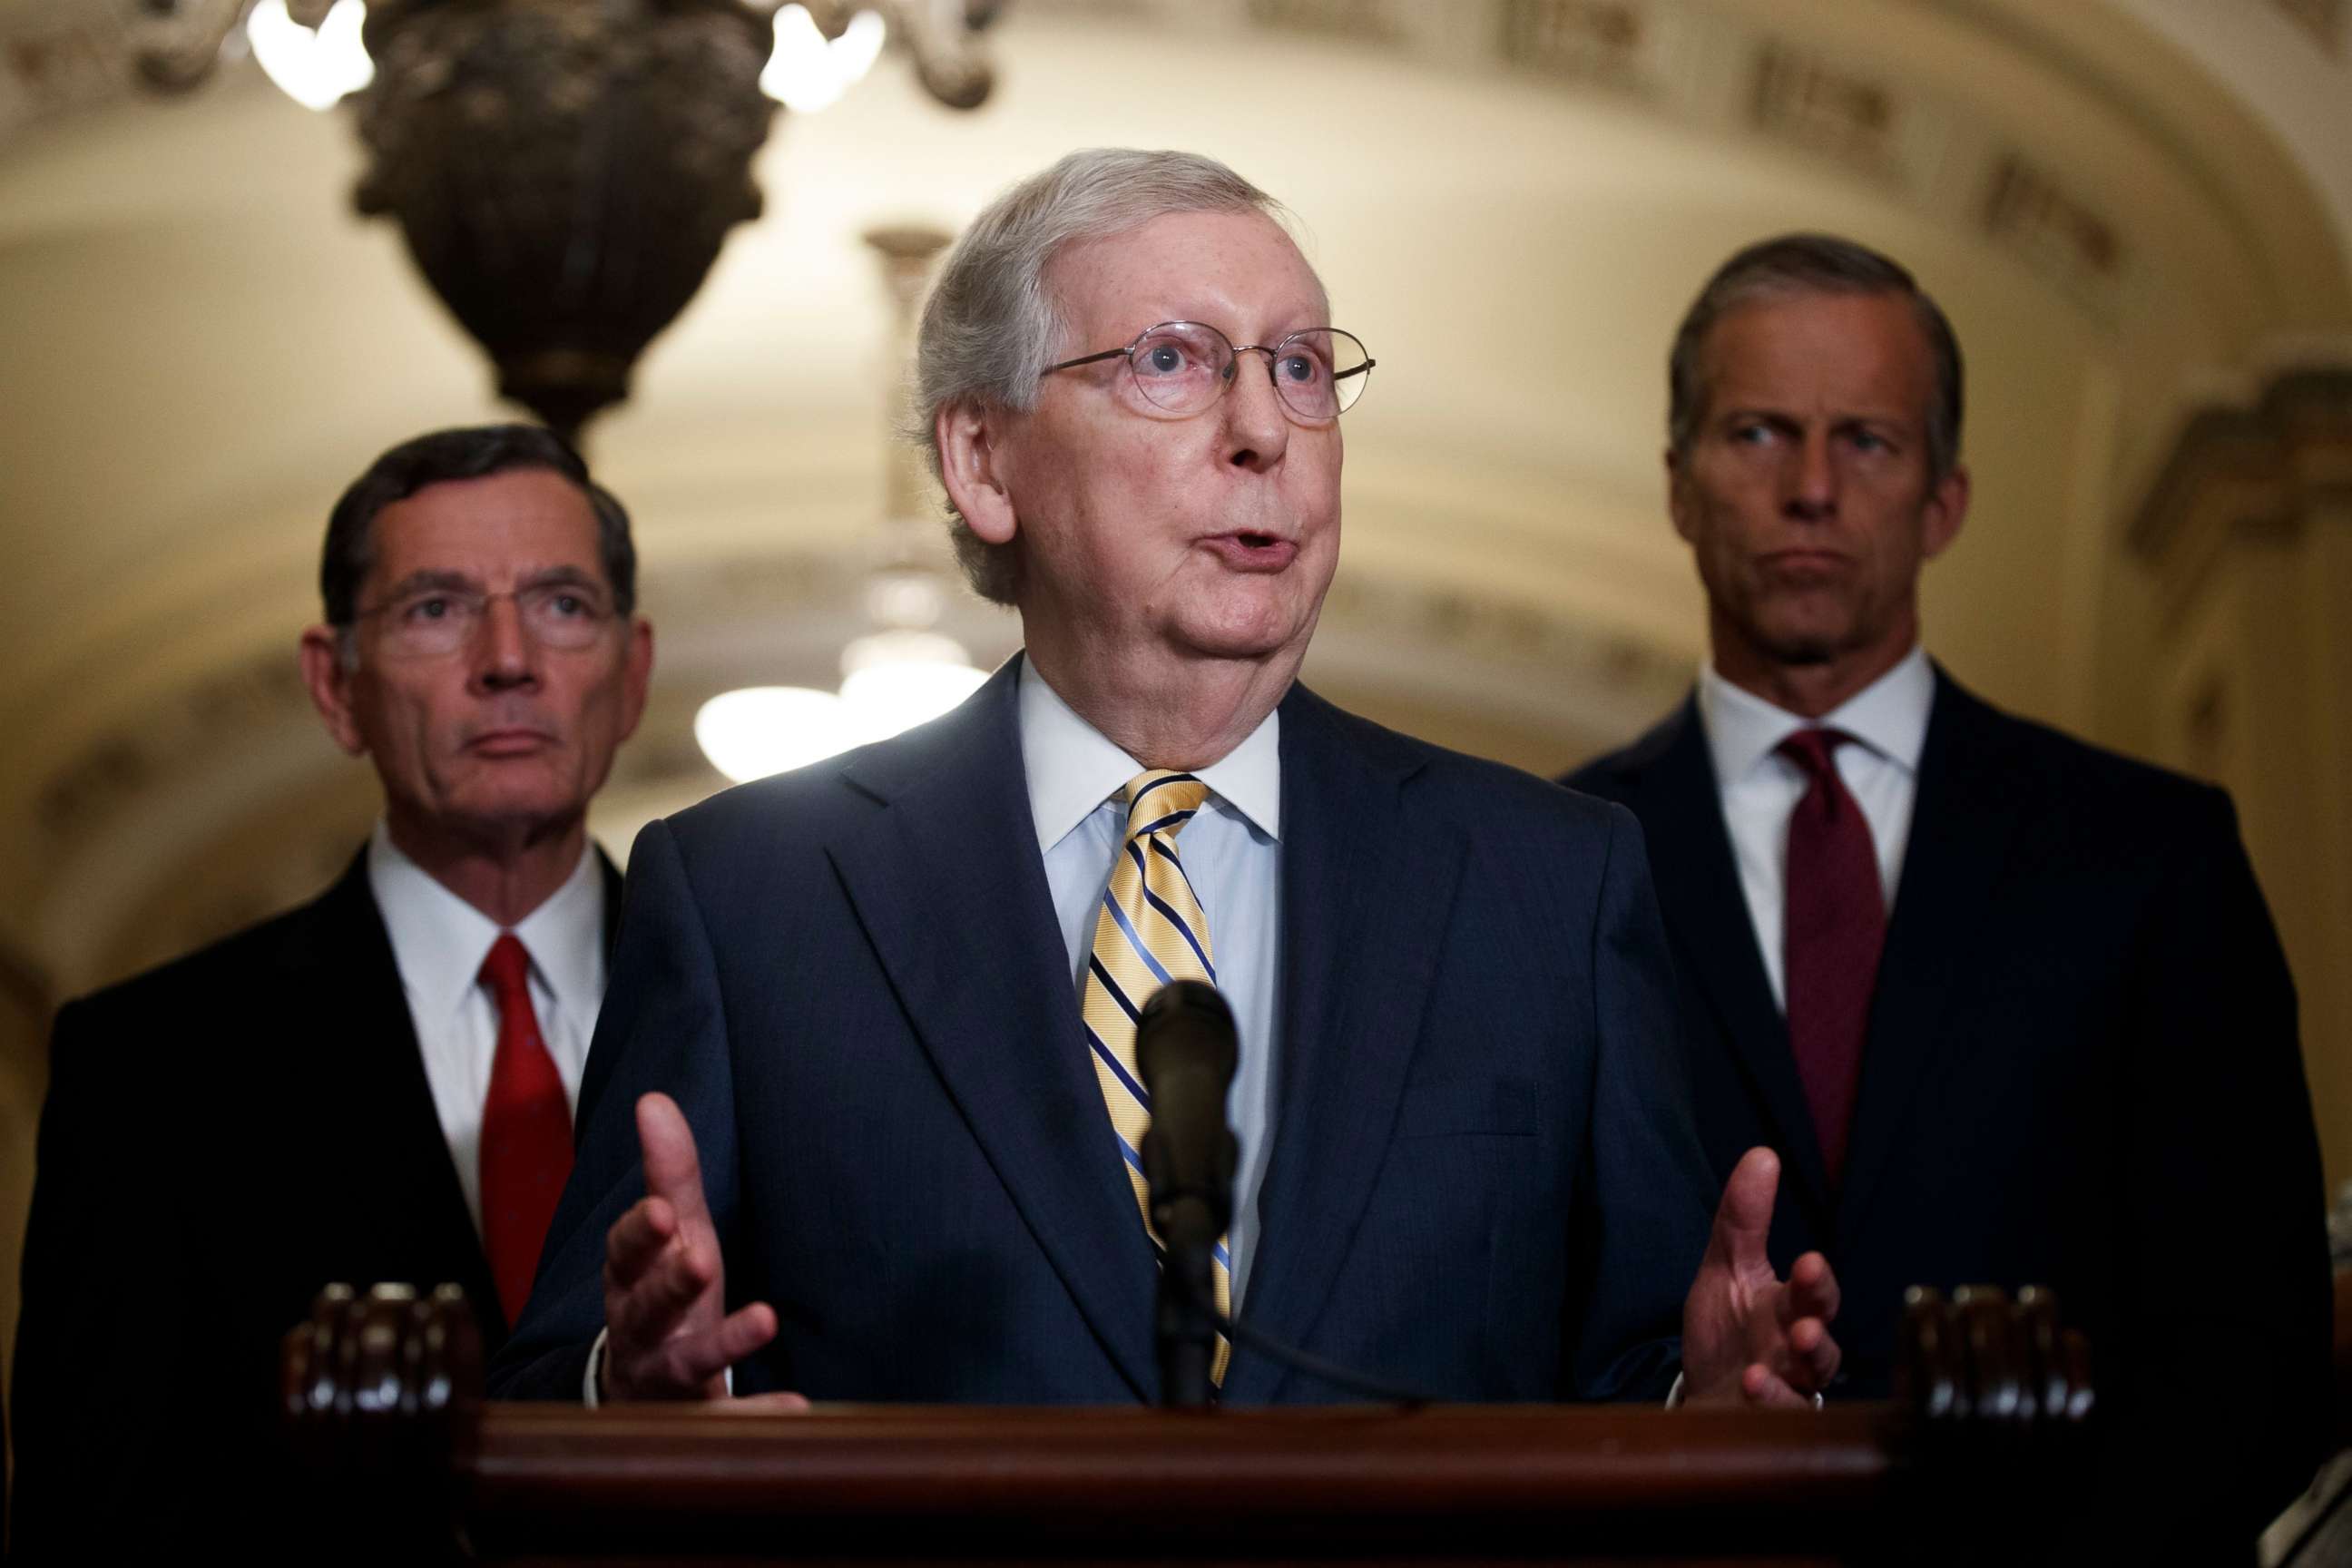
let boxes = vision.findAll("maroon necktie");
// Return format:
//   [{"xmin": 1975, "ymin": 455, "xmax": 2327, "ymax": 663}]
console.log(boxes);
[
  {"xmin": 1778, "ymin": 729, "xmax": 1886, "ymax": 1187},
  {"xmin": 478, "ymin": 933, "xmax": 573, "ymax": 1327}
]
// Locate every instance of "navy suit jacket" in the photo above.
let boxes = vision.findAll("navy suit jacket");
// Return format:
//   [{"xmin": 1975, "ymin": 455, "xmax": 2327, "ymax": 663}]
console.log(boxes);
[
  {"xmin": 11, "ymin": 849, "xmax": 621, "ymax": 1557},
  {"xmin": 495, "ymin": 659, "xmax": 1717, "ymax": 1406},
  {"xmin": 1567, "ymin": 669, "xmax": 2331, "ymax": 1534}
]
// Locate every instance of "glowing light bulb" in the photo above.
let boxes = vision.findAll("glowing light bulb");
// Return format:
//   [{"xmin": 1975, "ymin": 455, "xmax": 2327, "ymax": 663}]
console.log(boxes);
[
  {"xmin": 760, "ymin": 5, "xmax": 887, "ymax": 113},
  {"xmin": 693, "ymin": 687, "xmax": 856, "ymax": 784},
  {"xmin": 247, "ymin": 0, "xmax": 374, "ymax": 112}
]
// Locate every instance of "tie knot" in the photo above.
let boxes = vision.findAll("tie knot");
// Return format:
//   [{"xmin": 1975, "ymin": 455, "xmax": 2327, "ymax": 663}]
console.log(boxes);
[
  {"xmin": 1121, "ymin": 770, "xmax": 1210, "ymax": 842},
  {"xmin": 480, "ymin": 932, "xmax": 533, "ymax": 1003},
  {"xmin": 1777, "ymin": 727, "xmax": 1858, "ymax": 783}
]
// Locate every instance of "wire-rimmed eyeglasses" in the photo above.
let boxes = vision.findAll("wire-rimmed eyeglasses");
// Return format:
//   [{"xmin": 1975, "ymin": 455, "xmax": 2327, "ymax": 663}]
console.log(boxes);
[
  {"xmin": 1043, "ymin": 321, "xmax": 1375, "ymax": 422},
  {"xmin": 348, "ymin": 581, "xmax": 616, "ymax": 659}
]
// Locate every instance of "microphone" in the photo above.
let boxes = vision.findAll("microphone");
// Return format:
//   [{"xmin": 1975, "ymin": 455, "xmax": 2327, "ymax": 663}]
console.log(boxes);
[{"xmin": 1136, "ymin": 979, "xmax": 1239, "ymax": 1408}]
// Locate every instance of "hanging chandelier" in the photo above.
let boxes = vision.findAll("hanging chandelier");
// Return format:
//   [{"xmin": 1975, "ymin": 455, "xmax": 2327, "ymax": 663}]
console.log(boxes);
[{"xmin": 130, "ymin": 0, "xmax": 1004, "ymax": 441}]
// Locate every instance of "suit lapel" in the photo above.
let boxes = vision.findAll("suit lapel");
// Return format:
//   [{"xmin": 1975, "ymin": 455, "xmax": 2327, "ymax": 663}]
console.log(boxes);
[
  {"xmin": 596, "ymin": 849, "xmax": 623, "ymax": 958},
  {"xmin": 825, "ymin": 659, "xmax": 1158, "ymax": 1400},
  {"xmin": 1639, "ymin": 701, "xmax": 1834, "ymax": 1214},
  {"xmin": 1221, "ymin": 688, "xmax": 1464, "ymax": 1404},
  {"xmin": 293, "ymin": 857, "xmax": 505, "ymax": 1338},
  {"xmin": 1836, "ymin": 671, "xmax": 2019, "ymax": 1240}
]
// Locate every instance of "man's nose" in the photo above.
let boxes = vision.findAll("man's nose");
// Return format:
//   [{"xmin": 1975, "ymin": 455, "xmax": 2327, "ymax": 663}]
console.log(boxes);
[
  {"xmin": 471, "ymin": 594, "xmax": 539, "ymax": 690},
  {"xmin": 1784, "ymin": 429, "xmax": 1838, "ymax": 518},
  {"xmin": 1220, "ymin": 349, "xmax": 1292, "ymax": 470}
]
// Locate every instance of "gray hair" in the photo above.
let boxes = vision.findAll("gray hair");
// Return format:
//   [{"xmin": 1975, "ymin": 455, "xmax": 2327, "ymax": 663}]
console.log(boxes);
[
  {"xmin": 1667, "ymin": 232, "xmax": 1965, "ymax": 484},
  {"xmin": 915, "ymin": 148, "xmax": 1293, "ymax": 604}
]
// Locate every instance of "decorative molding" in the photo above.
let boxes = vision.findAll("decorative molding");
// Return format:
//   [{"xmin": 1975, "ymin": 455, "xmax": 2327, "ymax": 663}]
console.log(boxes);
[
  {"xmin": 1318, "ymin": 569, "xmax": 1684, "ymax": 703},
  {"xmin": 1748, "ymin": 39, "xmax": 1904, "ymax": 181},
  {"xmin": 1981, "ymin": 152, "xmax": 2126, "ymax": 316},
  {"xmin": 0, "ymin": 2, "xmax": 132, "ymax": 141},
  {"xmin": 34, "ymin": 653, "xmax": 311, "ymax": 848},
  {"xmin": 2125, "ymin": 364, "xmax": 2352, "ymax": 619},
  {"xmin": 1243, "ymin": 0, "xmax": 1400, "ymax": 46},
  {"xmin": 15, "ymin": 0, "xmax": 2310, "ymax": 328},
  {"xmin": 2269, "ymin": 0, "xmax": 2344, "ymax": 56},
  {"xmin": 2130, "ymin": 366, "xmax": 2352, "ymax": 554},
  {"xmin": 1498, "ymin": 0, "xmax": 1651, "ymax": 95}
]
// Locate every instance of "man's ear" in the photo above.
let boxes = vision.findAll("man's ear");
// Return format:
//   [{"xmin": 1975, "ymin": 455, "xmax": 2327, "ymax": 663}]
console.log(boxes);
[
  {"xmin": 299, "ymin": 626, "xmax": 368, "ymax": 758},
  {"xmin": 936, "ymin": 401, "xmax": 1017, "ymax": 546},
  {"xmin": 617, "ymin": 617, "xmax": 655, "ymax": 743},
  {"xmin": 1666, "ymin": 446, "xmax": 1699, "ymax": 545},
  {"xmin": 1921, "ymin": 462, "xmax": 1971, "ymax": 560}
]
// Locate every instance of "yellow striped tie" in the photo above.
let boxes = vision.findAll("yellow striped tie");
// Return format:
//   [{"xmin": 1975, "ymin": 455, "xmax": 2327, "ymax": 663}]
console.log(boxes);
[{"xmin": 1079, "ymin": 769, "xmax": 1231, "ymax": 1385}]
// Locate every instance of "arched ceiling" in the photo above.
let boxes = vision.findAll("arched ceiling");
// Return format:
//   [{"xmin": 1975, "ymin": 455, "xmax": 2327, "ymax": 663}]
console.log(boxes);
[{"xmin": 0, "ymin": 0, "xmax": 2345, "ymax": 993}]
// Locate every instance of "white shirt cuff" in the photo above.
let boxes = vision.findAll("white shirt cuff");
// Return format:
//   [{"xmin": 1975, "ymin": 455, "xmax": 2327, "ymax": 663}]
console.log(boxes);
[
  {"xmin": 583, "ymin": 1325, "xmax": 735, "ymax": 1404},
  {"xmin": 1663, "ymin": 1372, "xmax": 1685, "ymax": 1409}
]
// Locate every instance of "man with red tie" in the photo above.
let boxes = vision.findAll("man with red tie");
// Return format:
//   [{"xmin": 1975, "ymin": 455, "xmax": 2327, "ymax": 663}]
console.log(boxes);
[
  {"xmin": 1565, "ymin": 234, "xmax": 2331, "ymax": 1548},
  {"xmin": 11, "ymin": 424, "xmax": 652, "ymax": 1555}
]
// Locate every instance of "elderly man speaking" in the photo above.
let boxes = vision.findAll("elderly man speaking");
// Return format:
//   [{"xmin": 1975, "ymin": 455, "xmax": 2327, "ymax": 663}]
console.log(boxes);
[{"xmin": 492, "ymin": 150, "xmax": 1838, "ymax": 1408}]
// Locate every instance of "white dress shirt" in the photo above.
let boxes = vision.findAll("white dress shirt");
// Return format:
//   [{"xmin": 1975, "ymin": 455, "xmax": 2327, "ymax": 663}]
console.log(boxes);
[
  {"xmin": 367, "ymin": 821, "xmax": 607, "ymax": 1239},
  {"xmin": 1020, "ymin": 659, "xmax": 1284, "ymax": 1310},
  {"xmin": 1696, "ymin": 645, "xmax": 1936, "ymax": 1012}
]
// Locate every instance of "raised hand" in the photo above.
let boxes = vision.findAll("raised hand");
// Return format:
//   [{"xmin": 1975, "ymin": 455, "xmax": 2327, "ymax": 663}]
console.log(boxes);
[
  {"xmin": 600, "ymin": 1092, "xmax": 796, "ymax": 1405},
  {"xmin": 1680, "ymin": 1146, "xmax": 1842, "ymax": 1406}
]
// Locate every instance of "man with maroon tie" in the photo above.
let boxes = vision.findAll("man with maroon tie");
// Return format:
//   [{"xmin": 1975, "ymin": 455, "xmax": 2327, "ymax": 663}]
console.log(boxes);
[
  {"xmin": 1566, "ymin": 233, "xmax": 2331, "ymax": 1549},
  {"xmin": 11, "ymin": 423, "xmax": 652, "ymax": 1555}
]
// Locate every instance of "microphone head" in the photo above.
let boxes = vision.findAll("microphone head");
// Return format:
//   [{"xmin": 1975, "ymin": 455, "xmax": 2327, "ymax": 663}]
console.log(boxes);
[{"xmin": 1136, "ymin": 979, "xmax": 1238, "ymax": 1087}]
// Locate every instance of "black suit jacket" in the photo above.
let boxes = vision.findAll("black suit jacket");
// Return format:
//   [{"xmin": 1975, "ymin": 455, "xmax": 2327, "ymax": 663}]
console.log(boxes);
[
  {"xmin": 1568, "ymin": 668, "xmax": 2332, "ymax": 1537},
  {"xmin": 495, "ymin": 659, "xmax": 1717, "ymax": 1406},
  {"xmin": 8, "ymin": 848, "xmax": 622, "ymax": 1558}
]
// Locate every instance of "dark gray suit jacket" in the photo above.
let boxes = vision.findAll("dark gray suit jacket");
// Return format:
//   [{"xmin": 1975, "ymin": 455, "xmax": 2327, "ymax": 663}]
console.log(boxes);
[
  {"xmin": 10, "ymin": 848, "xmax": 621, "ymax": 1558},
  {"xmin": 1569, "ymin": 668, "xmax": 2331, "ymax": 1540}
]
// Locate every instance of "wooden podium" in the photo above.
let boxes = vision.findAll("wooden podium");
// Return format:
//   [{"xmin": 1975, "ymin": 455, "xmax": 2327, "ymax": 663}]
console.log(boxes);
[{"xmin": 281, "ymin": 1284, "xmax": 2092, "ymax": 1564}]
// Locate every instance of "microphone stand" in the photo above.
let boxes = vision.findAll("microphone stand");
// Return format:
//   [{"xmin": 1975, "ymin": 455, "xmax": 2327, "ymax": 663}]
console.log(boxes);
[
  {"xmin": 1151, "ymin": 1186, "xmax": 1223, "ymax": 1410},
  {"xmin": 1136, "ymin": 981, "xmax": 1238, "ymax": 1411}
]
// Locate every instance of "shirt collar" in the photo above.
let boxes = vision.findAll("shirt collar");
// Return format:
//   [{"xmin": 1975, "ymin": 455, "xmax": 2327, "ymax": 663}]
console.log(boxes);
[
  {"xmin": 1018, "ymin": 656, "xmax": 1282, "ymax": 855},
  {"xmin": 1697, "ymin": 643, "xmax": 1935, "ymax": 788},
  {"xmin": 366, "ymin": 820, "xmax": 605, "ymax": 1024}
]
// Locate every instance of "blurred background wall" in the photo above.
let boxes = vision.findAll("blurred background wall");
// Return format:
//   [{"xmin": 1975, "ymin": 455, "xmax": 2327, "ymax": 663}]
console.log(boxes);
[{"xmin": 2, "ymin": 0, "xmax": 2347, "ymax": 1414}]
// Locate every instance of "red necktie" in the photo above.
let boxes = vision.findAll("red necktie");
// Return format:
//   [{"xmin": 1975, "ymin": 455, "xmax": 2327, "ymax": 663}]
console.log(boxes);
[
  {"xmin": 1778, "ymin": 729, "xmax": 1886, "ymax": 1187},
  {"xmin": 478, "ymin": 933, "xmax": 573, "ymax": 1328}
]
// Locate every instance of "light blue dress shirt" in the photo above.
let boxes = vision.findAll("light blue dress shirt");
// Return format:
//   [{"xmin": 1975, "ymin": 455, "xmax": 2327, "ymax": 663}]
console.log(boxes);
[{"xmin": 1017, "ymin": 659, "xmax": 1283, "ymax": 1311}]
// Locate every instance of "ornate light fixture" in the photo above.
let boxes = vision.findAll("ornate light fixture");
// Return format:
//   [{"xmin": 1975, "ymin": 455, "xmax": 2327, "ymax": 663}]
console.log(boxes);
[
  {"xmin": 130, "ymin": 0, "xmax": 1004, "ymax": 440},
  {"xmin": 695, "ymin": 223, "xmax": 986, "ymax": 784}
]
